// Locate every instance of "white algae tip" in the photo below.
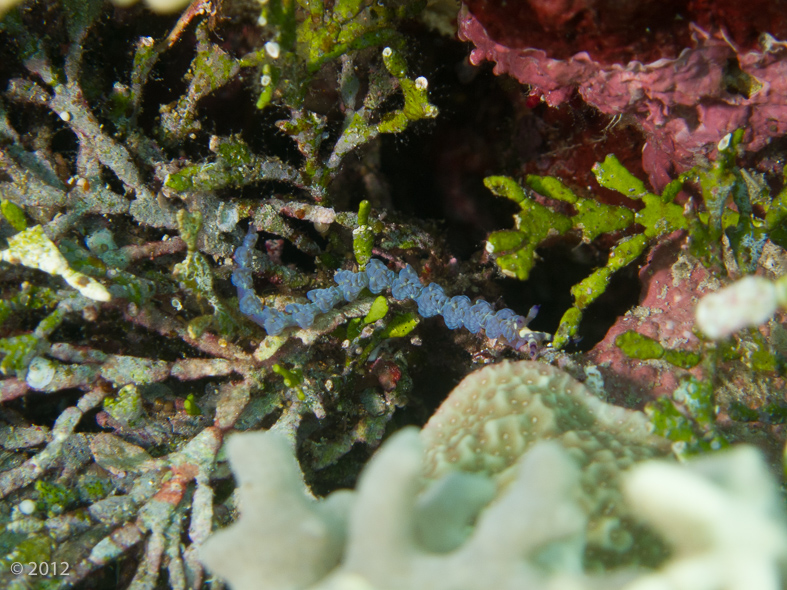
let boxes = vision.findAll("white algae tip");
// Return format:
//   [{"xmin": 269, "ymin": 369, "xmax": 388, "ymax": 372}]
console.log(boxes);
[
  {"xmin": 265, "ymin": 41, "xmax": 280, "ymax": 59},
  {"xmin": 18, "ymin": 499, "xmax": 37, "ymax": 515},
  {"xmin": 26, "ymin": 356, "xmax": 56, "ymax": 390}
]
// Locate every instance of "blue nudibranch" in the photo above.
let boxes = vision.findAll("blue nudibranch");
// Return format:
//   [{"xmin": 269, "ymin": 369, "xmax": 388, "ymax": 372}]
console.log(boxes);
[{"xmin": 232, "ymin": 228, "xmax": 549, "ymax": 355}]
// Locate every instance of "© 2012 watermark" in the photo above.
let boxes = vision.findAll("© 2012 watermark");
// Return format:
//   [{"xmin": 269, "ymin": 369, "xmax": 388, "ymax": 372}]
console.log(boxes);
[{"xmin": 9, "ymin": 562, "xmax": 71, "ymax": 576}]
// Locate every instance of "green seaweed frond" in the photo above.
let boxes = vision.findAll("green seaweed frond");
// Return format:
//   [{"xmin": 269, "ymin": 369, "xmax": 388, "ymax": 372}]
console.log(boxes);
[{"xmin": 487, "ymin": 130, "xmax": 786, "ymax": 348}]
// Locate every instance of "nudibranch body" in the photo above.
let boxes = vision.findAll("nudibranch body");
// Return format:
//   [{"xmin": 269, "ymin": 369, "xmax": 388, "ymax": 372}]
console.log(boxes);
[{"xmin": 232, "ymin": 228, "xmax": 549, "ymax": 355}]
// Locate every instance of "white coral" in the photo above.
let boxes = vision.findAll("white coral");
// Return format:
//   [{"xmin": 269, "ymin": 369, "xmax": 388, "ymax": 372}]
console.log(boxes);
[
  {"xmin": 316, "ymin": 430, "xmax": 586, "ymax": 590},
  {"xmin": 621, "ymin": 446, "xmax": 787, "ymax": 590},
  {"xmin": 201, "ymin": 362, "xmax": 787, "ymax": 590},
  {"xmin": 202, "ymin": 429, "xmax": 787, "ymax": 590},
  {"xmin": 199, "ymin": 431, "xmax": 351, "ymax": 590},
  {"xmin": 202, "ymin": 428, "xmax": 591, "ymax": 590},
  {"xmin": 695, "ymin": 276, "xmax": 782, "ymax": 339}
]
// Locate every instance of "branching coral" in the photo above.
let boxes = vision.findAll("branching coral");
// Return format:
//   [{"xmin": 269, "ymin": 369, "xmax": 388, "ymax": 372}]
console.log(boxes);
[
  {"xmin": 199, "ymin": 429, "xmax": 352, "ymax": 590},
  {"xmin": 202, "ymin": 427, "xmax": 593, "ymax": 590},
  {"xmin": 695, "ymin": 274, "xmax": 787, "ymax": 340},
  {"xmin": 200, "ymin": 363, "xmax": 787, "ymax": 590},
  {"xmin": 622, "ymin": 446, "xmax": 787, "ymax": 590}
]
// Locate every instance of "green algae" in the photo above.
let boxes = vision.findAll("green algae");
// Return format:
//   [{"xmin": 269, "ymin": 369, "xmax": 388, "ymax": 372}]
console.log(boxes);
[
  {"xmin": 103, "ymin": 384, "xmax": 144, "ymax": 427},
  {"xmin": 0, "ymin": 285, "xmax": 58, "ymax": 330},
  {"xmin": 0, "ymin": 199, "xmax": 26, "ymax": 231},
  {"xmin": 165, "ymin": 135, "xmax": 298, "ymax": 193},
  {"xmin": 35, "ymin": 481, "xmax": 77, "ymax": 517},
  {"xmin": 345, "ymin": 317, "xmax": 364, "ymax": 341},
  {"xmin": 615, "ymin": 330, "xmax": 701, "ymax": 369},
  {"xmin": 377, "ymin": 47, "xmax": 438, "ymax": 132},
  {"xmin": 2, "ymin": 534, "xmax": 54, "ymax": 572},
  {"xmin": 646, "ymin": 377, "xmax": 728, "ymax": 457},
  {"xmin": 363, "ymin": 296, "xmax": 389, "ymax": 325},
  {"xmin": 381, "ymin": 312, "xmax": 419, "ymax": 339},
  {"xmin": 353, "ymin": 200, "xmax": 375, "ymax": 269},
  {"xmin": 0, "ymin": 333, "xmax": 40, "ymax": 375},
  {"xmin": 159, "ymin": 23, "xmax": 240, "ymax": 143},
  {"xmin": 272, "ymin": 363, "xmax": 303, "ymax": 389},
  {"xmin": 272, "ymin": 363, "xmax": 306, "ymax": 401},
  {"xmin": 238, "ymin": 0, "xmax": 431, "ymax": 152},
  {"xmin": 77, "ymin": 472, "xmax": 114, "ymax": 504},
  {"xmin": 0, "ymin": 307, "xmax": 66, "ymax": 376},
  {"xmin": 615, "ymin": 330, "xmax": 665, "ymax": 360},
  {"xmin": 484, "ymin": 175, "xmax": 573, "ymax": 281},
  {"xmin": 485, "ymin": 170, "xmax": 635, "ymax": 302},
  {"xmin": 488, "ymin": 130, "xmax": 786, "ymax": 348},
  {"xmin": 184, "ymin": 393, "xmax": 202, "ymax": 417},
  {"xmin": 173, "ymin": 210, "xmax": 241, "ymax": 339}
]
